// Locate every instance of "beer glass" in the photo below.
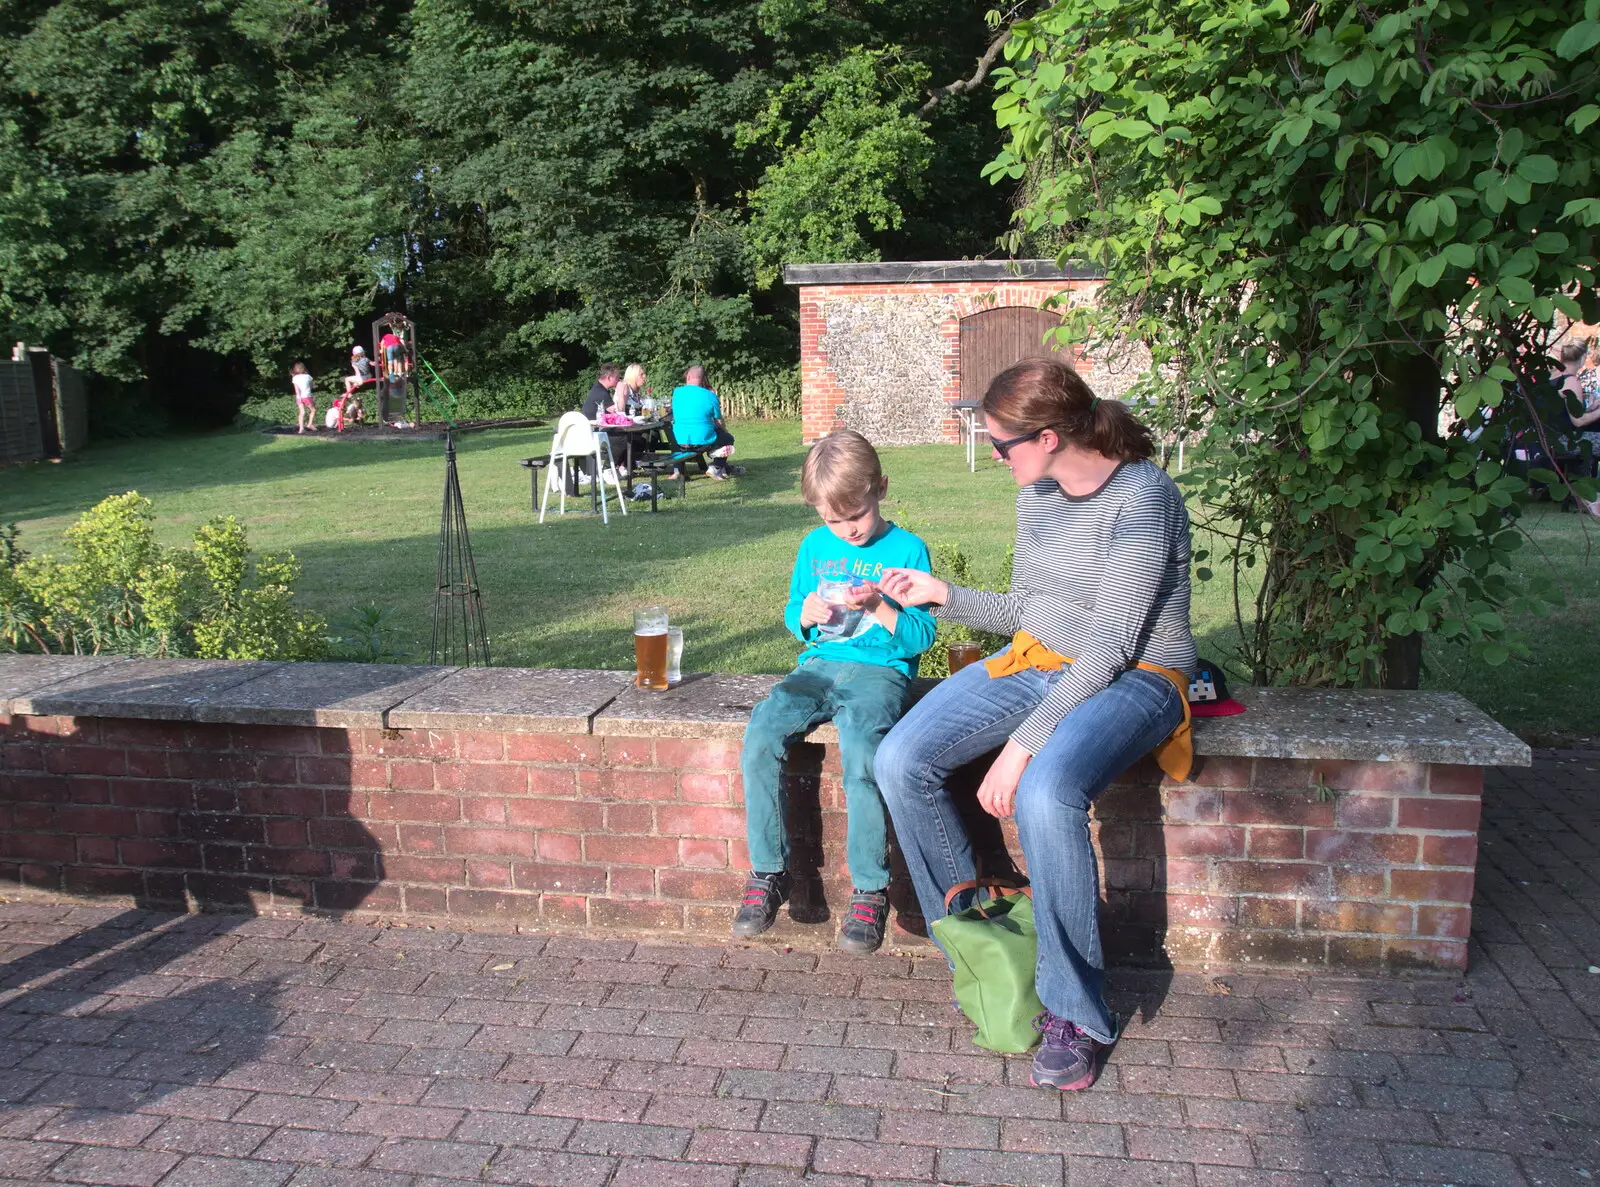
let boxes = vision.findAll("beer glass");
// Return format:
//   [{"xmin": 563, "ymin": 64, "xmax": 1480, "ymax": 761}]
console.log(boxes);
[
  {"xmin": 947, "ymin": 641, "xmax": 983, "ymax": 674},
  {"xmin": 666, "ymin": 627, "xmax": 683, "ymax": 685},
  {"xmin": 634, "ymin": 607, "xmax": 670, "ymax": 690}
]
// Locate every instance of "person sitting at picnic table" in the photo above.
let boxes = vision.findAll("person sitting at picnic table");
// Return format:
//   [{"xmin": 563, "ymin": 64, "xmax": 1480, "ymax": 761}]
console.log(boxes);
[
  {"xmin": 576, "ymin": 362, "xmax": 628, "ymax": 485},
  {"xmin": 615, "ymin": 363, "xmax": 648, "ymax": 418},
  {"xmin": 670, "ymin": 364, "xmax": 741, "ymax": 480},
  {"xmin": 583, "ymin": 363, "xmax": 622, "ymax": 420}
]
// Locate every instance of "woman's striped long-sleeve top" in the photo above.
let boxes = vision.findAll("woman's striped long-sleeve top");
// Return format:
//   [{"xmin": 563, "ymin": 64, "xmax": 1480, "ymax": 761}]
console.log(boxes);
[{"xmin": 937, "ymin": 459, "xmax": 1197, "ymax": 754}]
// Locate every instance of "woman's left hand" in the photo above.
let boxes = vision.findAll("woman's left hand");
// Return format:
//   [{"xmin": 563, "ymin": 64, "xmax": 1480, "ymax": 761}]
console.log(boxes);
[{"xmin": 977, "ymin": 739, "xmax": 1031, "ymax": 818}]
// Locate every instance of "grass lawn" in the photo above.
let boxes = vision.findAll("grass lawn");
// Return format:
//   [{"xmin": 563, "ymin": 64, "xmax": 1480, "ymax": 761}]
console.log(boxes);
[{"xmin": 2, "ymin": 420, "xmax": 1594, "ymax": 743}]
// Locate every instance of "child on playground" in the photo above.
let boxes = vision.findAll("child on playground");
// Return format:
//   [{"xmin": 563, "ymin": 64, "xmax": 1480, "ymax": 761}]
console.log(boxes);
[
  {"xmin": 345, "ymin": 344, "xmax": 374, "ymax": 396},
  {"xmin": 291, "ymin": 361, "xmax": 316, "ymax": 433},
  {"xmin": 734, "ymin": 430, "xmax": 936, "ymax": 953}
]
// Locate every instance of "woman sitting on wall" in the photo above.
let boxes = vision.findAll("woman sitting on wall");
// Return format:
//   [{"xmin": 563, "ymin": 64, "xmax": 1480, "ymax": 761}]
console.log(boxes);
[{"xmin": 875, "ymin": 358, "xmax": 1197, "ymax": 1094}]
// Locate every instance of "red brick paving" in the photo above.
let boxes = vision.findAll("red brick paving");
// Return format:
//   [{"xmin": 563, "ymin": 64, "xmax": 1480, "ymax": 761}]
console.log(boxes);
[{"xmin": 0, "ymin": 752, "xmax": 1595, "ymax": 1185}]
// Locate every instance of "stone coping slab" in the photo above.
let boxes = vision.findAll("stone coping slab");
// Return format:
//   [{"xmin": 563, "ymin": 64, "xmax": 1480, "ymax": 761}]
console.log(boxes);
[
  {"xmin": 1192, "ymin": 687, "xmax": 1531, "ymax": 767},
  {"xmin": 13, "ymin": 658, "xmax": 282, "ymax": 721},
  {"xmin": 595, "ymin": 674, "xmax": 801, "ymax": 740},
  {"xmin": 191, "ymin": 661, "xmax": 459, "ymax": 728},
  {"xmin": 0, "ymin": 655, "xmax": 1532, "ymax": 766},
  {"xmin": 386, "ymin": 666, "xmax": 632, "ymax": 732},
  {"xmin": 0, "ymin": 654, "xmax": 125, "ymax": 712}
]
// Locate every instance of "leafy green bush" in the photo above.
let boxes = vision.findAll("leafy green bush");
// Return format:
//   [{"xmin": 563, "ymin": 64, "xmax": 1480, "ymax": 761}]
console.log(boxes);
[
  {"xmin": 0, "ymin": 493, "xmax": 327, "ymax": 661},
  {"xmin": 329, "ymin": 603, "xmax": 409, "ymax": 663},
  {"xmin": 443, "ymin": 376, "xmax": 587, "ymax": 421},
  {"xmin": 232, "ymin": 392, "xmax": 300, "ymax": 430}
]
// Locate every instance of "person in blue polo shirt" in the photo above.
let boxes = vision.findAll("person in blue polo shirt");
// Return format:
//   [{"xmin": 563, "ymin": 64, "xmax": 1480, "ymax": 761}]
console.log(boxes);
[{"xmin": 670, "ymin": 364, "xmax": 742, "ymax": 479}]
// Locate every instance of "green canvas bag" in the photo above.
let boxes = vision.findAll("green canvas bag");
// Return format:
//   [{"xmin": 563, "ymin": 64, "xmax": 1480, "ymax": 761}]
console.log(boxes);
[{"xmin": 930, "ymin": 880, "xmax": 1043, "ymax": 1054}]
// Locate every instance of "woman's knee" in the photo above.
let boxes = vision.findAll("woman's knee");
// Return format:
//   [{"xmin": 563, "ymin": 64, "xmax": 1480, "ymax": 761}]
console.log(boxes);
[
  {"xmin": 1013, "ymin": 761, "xmax": 1092, "ymax": 829},
  {"xmin": 872, "ymin": 724, "xmax": 921, "ymax": 804}
]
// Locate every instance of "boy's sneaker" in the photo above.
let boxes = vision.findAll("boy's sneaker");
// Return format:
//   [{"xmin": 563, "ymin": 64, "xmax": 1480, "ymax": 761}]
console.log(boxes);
[
  {"xmin": 1030, "ymin": 1010, "xmax": 1113, "ymax": 1091},
  {"xmin": 731, "ymin": 872, "xmax": 787, "ymax": 937},
  {"xmin": 725, "ymin": 463, "xmax": 746, "ymax": 476},
  {"xmin": 707, "ymin": 465, "xmax": 728, "ymax": 480},
  {"xmin": 837, "ymin": 888, "xmax": 889, "ymax": 953}
]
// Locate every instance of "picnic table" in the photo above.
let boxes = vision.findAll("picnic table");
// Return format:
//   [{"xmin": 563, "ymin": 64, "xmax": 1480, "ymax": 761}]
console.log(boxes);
[{"xmin": 523, "ymin": 416, "xmax": 714, "ymax": 517}]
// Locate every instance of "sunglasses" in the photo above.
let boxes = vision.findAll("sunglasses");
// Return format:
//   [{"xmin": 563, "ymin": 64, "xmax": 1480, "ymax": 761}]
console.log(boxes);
[{"xmin": 989, "ymin": 427, "xmax": 1045, "ymax": 460}]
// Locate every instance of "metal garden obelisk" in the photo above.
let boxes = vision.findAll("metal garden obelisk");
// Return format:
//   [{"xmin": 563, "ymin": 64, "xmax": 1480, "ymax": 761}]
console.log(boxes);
[{"xmin": 429, "ymin": 431, "xmax": 491, "ymax": 665}]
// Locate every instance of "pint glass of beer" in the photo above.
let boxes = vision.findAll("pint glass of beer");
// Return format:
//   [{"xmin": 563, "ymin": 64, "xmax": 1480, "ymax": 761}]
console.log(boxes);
[
  {"xmin": 634, "ymin": 607, "xmax": 670, "ymax": 690},
  {"xmin": 946, "ymin": 641, "xmax": 983, "ymax": 674}
]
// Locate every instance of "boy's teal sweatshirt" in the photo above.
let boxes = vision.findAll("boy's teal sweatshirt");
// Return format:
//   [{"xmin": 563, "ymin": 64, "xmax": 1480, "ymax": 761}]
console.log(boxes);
[{"xmin": 783, "ymin": 522, "xmax": 937, "ymax": 678}]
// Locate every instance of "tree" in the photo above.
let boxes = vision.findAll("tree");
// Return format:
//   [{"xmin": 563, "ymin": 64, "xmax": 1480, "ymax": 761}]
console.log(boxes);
[
  {"xmin": 402, "ymin": 0, "xmax": 1011, "ymax": 379},
  {"xmin": 1, "ymin": 0, "xmax": 1014, "ymax": 420},
  {"xmin": 988, "ymin": 0, "xmax": 1600, "ymax": 687},
  {"xmin": 0, "ymin": 0, "xmax": 410, "ymax": 420}
]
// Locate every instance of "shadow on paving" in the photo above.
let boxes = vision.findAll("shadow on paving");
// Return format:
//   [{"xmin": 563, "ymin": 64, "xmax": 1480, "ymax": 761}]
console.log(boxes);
[
  {"xmin": 0, "ymin": 910, "xmax": 283, "ymax": 1116},
  {"xmin": 0, "ymin": 755, "xmax": 1591, "ymax": 1186},
  {"xmin": 1, "ymin": 712, "xmax": 390, "ymax": 1132}
]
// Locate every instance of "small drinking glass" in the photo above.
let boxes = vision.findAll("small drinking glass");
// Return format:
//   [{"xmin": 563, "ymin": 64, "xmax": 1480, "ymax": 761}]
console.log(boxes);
[
  {"xmin": 816, "ymin": 577, "xmax": 853, "ymax": 637},
  {"xmin": 947, "ymin": 641, "xmax": 983, "ymax": 674},
  {"xmin": 666, "ymin": 627, "xmax": 683, "ymax": 685},
  {"xmin": 634, "ymin": 606, "xmax": 670, "ymax": 690}
]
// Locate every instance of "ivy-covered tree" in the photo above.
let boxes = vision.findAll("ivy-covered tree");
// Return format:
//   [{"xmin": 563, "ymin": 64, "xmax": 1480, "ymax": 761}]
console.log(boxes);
[{"xmin": 988, "ymin": 0, "xmax": 1599, "ymax": 687}]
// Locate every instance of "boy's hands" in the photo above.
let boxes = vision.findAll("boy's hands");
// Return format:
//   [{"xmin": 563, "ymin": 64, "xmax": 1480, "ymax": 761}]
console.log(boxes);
[
  {"xmin": 798, "ymin": 592, "xmax": 833, "ymax": 630},
  {"xmin": 843, "ymin": 582, "xmax": 881, "ymax": 611},
  {"xmin": 879, "ymin": 568, "xmax": 949, "ymax": 607}
]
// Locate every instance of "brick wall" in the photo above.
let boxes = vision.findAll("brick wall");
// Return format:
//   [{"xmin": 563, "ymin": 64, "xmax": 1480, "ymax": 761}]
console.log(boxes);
[
  {"xmin": 798, "ymin": 279, "xmax": 1104, "ymax": 445},
  {"xmin": 1, "ymin": 710, "xmax": 1483, "ymax": 972}
]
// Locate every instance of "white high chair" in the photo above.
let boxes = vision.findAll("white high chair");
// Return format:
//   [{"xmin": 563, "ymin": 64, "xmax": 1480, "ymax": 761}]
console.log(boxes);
[{"xmin": 539, "ymin": 411, "xmax": 628, "ymax": 524}]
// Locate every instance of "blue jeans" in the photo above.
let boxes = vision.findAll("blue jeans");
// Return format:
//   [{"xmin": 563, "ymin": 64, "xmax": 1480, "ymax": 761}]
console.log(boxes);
[
  {"xmin": 742, "ymin": 659, "xmax": 910, "ymax": 891},
  {"xmin": 874, "ymin": 658, "xmax": 1182, "ymax": 1044}
]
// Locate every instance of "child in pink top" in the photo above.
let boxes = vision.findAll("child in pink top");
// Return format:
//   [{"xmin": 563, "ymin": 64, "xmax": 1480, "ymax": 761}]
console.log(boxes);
[{"xmin": 292, "ymin": 362, "xmax": 316, "ymax": 433}]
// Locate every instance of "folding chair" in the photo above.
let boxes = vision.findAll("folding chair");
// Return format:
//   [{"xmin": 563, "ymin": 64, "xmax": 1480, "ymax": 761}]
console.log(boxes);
[{"xmin": 539, "ymin": 412, "xmax": 629, "ymax": 524}]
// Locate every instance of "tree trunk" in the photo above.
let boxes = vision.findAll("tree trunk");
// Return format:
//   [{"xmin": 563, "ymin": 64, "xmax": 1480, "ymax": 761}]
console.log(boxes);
[
  {"xmin": 1377, "ymin": 346, "xmax": 1441, "ymax": 691},
  {"xmin": 1380, "ymin": 633, "xmax": 1422, "ymax": 690}
]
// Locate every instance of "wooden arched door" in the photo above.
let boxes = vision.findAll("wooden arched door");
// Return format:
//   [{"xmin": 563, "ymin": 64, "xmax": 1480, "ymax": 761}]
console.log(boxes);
[{"xmin": 958, "ymin": 307, "xmax": 1069, "ymax": 403}]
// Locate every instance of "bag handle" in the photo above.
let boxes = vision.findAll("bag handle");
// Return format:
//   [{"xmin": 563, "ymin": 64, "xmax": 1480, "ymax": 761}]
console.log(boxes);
[{"xmin": 943, "ymin": 877, "xmax": 1032, "ymax": 917}]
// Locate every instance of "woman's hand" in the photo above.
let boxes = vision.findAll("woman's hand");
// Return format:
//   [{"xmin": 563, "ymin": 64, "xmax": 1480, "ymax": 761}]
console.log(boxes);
[
  {"xmin": 977, "ymin": 739, "xmax": 1032, "ymax": 818},
  {"xmin": 878, "ymin": 568, "xmax": 949, "ymax": 608},
  {"xmin": 798, "ymin": 592, "xmax": 833, "ymax": 630}
]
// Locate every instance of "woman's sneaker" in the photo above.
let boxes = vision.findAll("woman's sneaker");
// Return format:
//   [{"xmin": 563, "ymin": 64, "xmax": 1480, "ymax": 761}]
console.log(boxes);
[
  {"xmin": 731, "ymin": 872, "xmax": 787, "ymax": 937},
  {"xmin": 837, "ymin": 889, "xmax": 889, "ymax": 953},
  {"xmin": 1029, "ymin": 1010, "xmax": 1112, "ymax": 1091}
]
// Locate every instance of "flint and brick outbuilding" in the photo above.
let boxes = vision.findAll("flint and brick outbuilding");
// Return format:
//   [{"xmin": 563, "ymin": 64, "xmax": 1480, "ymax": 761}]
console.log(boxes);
[{"xmin": 786, "ymin": 260, "xmax": 1145, "ymax": 446}]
